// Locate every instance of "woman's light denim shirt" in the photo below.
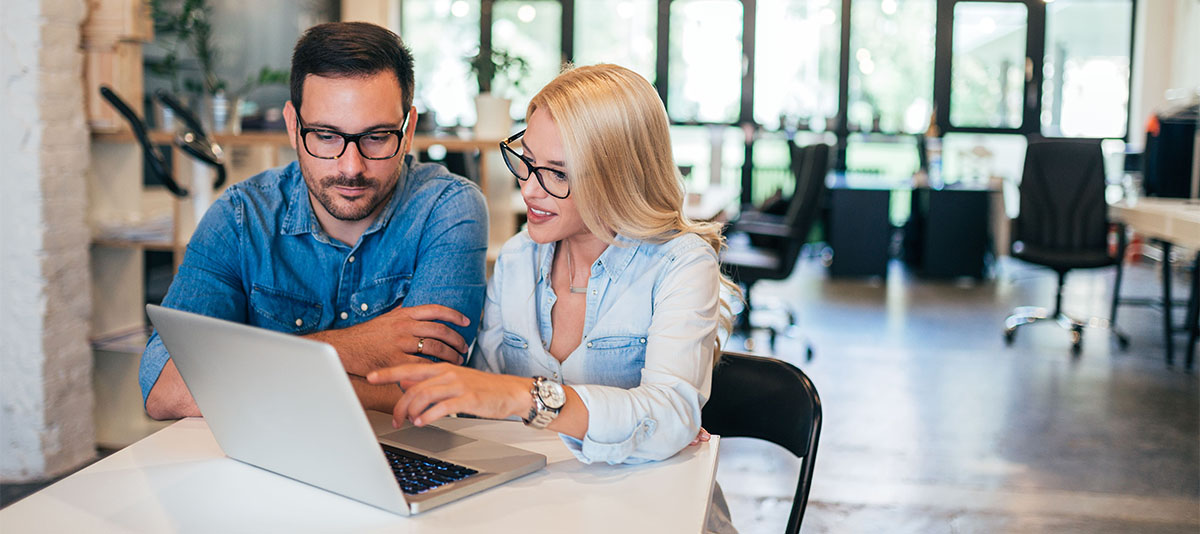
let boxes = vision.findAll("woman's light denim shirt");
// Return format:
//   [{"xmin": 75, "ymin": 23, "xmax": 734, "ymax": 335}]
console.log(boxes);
[{"xmin": 470, "ymin": 230, "xmax": 720, "ymax": 465}]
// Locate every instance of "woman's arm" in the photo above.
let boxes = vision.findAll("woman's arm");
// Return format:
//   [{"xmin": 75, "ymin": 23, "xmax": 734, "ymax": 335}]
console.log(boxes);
[{"xmin": 369, "ymin": 243, "xmax": 721, "ymax": 464}]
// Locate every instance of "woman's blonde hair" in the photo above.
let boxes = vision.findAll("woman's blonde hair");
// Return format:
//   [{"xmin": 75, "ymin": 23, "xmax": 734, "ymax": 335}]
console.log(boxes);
[{"xmin": 527, "ymin": 64, "xmax": 741, "ymax": 354}]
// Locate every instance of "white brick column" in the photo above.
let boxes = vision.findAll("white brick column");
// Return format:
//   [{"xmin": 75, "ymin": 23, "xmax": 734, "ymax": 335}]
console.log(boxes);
[{"xmin": 1, "ymin": 0, "xmax": 96, "ymax": 482}]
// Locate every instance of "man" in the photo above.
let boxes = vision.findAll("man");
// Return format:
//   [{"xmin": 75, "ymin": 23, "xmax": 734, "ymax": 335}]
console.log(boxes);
[{"xmin": 140, "ymin": 22, "xmax": 488, "ymax": 419}]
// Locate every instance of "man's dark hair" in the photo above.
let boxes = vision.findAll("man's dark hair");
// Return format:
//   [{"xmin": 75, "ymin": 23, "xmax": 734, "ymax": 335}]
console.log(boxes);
[{"xmin": 290, "ymin": 21, "xmax": 415, "ymax": 115}]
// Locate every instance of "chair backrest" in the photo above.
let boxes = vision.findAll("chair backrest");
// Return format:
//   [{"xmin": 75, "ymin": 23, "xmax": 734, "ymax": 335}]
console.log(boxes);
[
  {"xmin": 778, "ymin": 143, "xmax": 832, "ymax": 270},
  {"xmin": 1014, "ymin": 139, "xmax": 1110, "ymax": 252},
  {"xmin": 702, "ymin": 351, "xmax": 822, "ymax": 534}
]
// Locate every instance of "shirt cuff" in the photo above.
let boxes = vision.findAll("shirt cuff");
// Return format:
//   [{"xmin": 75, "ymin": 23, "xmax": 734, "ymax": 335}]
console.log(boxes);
[{"xmin": 558, "ymin": 418, "xmax": 657, "ymax": 465}]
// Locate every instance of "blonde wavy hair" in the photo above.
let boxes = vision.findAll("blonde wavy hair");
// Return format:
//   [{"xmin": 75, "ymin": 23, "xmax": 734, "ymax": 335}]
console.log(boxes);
[{"xmin": 527, "ymin": 64, "xmax": 741, "ymax": 354}]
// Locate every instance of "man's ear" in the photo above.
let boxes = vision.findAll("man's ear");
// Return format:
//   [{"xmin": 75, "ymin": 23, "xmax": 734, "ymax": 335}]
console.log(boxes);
[
  {"xmin": 401, "ymin": 106, "xmax": 418, "ymax": 156},
  {"xmin": 282, "ymin": 101, "xmax": 299, "ymax": 152}
]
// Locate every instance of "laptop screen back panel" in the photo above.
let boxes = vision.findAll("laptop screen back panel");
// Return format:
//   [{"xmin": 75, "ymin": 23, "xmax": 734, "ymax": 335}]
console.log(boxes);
[{"xmin": 147, "ymin": 305, "xmax": 411, "ymax": 515}]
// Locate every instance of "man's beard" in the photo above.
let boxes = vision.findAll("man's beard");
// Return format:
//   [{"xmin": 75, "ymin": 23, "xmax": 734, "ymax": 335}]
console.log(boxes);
[{"xmin": 303, "ymin": 165, "xmax": 400, "ymax": 222}]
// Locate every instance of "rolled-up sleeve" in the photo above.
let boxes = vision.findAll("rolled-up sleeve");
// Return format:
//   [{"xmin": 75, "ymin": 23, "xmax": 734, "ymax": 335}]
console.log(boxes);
[
  {"xmin": 140, "ymin": 191, "xmax": 248, "ymax": 404},
  {"xmin": 562, "ymin": 245, "xmax": 720, "ymax": 464}
]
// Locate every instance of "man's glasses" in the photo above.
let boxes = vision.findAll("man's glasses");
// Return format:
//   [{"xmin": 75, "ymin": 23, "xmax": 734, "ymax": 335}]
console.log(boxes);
[
  {"xmin": 500, "ymin": 129, "xmax": 570, "ymax": 199},
  {"xmin": 297, "ymin": 112, "xmax": 409, "ymax": 160}
]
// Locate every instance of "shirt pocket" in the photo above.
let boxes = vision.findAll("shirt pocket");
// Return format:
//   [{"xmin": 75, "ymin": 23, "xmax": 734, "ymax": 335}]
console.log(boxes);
[
  {"xmin": 499, "ymin": 330, "xmax": 536, "ymax": 377},
  {"xmin": 350, "ymin": 275, "xmax": 411, "ymax": 321},
  {"xmin": 249, "ymin": 284, "xmax": 323, "ymax": 333},
  {"xmin": 585, "ymin": 334, "xmax": 647, "ymax": 389}
]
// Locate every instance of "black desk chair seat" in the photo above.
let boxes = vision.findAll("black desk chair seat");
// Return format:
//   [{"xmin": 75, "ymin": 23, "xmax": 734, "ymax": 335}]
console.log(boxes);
[
  {"xmin": 1013, "ymin": 245, "xmax": 1116, "ymax": 271},
  {"xmin": 1003, "ymin": 138, "xmax": 1129, "ymax": 354},
  {"xmin": 703, "ymin": 351, "xmax": 822, "ymax": 534}
]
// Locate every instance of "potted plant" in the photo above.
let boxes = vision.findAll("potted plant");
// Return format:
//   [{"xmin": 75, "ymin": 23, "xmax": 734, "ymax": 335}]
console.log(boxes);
[
  {"xmin": 467, "ymin": 47, "xmax": 530, "ymax": 138},
  {"xmin": 146, "ymin": 0, "xmax": 288, "ymax": 133}
]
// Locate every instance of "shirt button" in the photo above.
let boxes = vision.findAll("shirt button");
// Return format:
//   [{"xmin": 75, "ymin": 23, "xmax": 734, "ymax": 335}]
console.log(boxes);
[
  {"xmin": 523, "ymin": 343, "xmax": 528, "ymax": 349},
  {"xmin": 348, "ymin": 255, "xmax": 355, "ymax": 263},
  {"xmin": 640, "ymin": 338, "xmax": 646, "ymax": 344},
  {"xmin": 586, "ymin": 342, "xmax": 593, "ymax": 348},
  {"xmin": 340, "ymin": 311, "xmax": 349, "ymax": 320},
  {"xmin": 360, "ymin": 303, "xmax": 368, "ymax": 312},
  {"xmin": 591, "ymin": 289, "xmax": 597, "ymax": 295},
  {"xmin": 295, "ymin": 318, "xmax": 304, "ymax": 327}
]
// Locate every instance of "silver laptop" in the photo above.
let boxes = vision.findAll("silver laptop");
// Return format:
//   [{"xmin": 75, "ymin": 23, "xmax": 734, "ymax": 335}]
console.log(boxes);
[{"xmin": 146, "ymin": 304, "xmax": 546, "ymax": 516}]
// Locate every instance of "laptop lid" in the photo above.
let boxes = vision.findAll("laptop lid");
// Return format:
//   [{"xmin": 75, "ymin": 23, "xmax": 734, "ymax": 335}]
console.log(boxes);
[{"xmin": 146, "ymin": 304, "xmax": 545, "ymax": 516}]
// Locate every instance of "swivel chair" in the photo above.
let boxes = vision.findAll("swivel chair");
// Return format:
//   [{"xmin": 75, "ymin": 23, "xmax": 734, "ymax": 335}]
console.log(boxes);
[
  {"xmin": 702, "ymin": 351, "xmax": 822, "ymax": 534},
  {"xmin": 721, "ymin": 142, "xmax": 830, "ymax": 353},
  {"xmin": 1003, "ymin": 138, "xmax": 1129, "ymax": 354}
]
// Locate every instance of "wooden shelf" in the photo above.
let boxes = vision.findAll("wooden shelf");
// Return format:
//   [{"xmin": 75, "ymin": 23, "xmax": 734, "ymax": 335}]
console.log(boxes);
[{"xmin": 92, "ymin": 238, "xmax": 180, "ymax": 252}]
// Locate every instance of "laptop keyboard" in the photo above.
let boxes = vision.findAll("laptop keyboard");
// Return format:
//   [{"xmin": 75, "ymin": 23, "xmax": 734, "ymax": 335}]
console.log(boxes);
[{"xmin": 382, "ymin": 444, "xmax": 479, "ymax": 495}]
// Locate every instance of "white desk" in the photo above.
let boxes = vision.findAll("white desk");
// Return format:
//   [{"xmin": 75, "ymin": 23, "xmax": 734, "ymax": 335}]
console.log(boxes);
[
  {"xmin": 1109, "ymin": 197, "xmax": 1200, "ymax": 368},
  {"xmin": 0, "ymin": 416, "xmax": 719, "ymax": 533},
  {"xmin": 1109, "ymin": 197, "xmax": 1200, "ymax": 249}
]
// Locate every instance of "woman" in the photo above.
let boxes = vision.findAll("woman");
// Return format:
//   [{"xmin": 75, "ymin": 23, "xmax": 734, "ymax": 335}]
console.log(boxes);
[{"xmin": 367, "ymin": 64, "xmax": 737, "ymax": 465}]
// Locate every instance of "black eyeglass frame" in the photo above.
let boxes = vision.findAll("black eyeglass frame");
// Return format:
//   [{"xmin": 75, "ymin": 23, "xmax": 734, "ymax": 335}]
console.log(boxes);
[
  {"xmin": 500, "ymin": 129, "xmax": 571, "ymax": 199},
  {"xmin": 296, "ymin": 111, "xmax": 410, "ymax": 160}
]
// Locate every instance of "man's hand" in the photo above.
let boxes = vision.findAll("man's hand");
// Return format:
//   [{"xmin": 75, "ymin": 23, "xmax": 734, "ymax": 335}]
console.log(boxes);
[{"xmin": 306, "ymin": 304, "xmax": 471, "ymax": 377}]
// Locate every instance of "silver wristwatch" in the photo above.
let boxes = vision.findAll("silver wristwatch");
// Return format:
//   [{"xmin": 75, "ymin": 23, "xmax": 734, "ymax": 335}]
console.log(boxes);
[{"xmin": 524, "ymin": 376, "xmax": 565, "ymax": 429}]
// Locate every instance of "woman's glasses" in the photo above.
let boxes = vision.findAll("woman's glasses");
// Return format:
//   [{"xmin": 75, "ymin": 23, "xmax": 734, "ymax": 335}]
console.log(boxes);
[{"xmin": 500, "ymin": 129, "xmax": 570, "ymax": 199}]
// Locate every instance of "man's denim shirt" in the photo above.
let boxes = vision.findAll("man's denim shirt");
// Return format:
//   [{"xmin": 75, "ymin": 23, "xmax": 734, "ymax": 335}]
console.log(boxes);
[
  {"xmin": 470, "ymin": 230, "xmax": 720, "ymax": 465},
  {"xmin": 140, "ymin": 157, "xmax": 488, "ymax": 402}
]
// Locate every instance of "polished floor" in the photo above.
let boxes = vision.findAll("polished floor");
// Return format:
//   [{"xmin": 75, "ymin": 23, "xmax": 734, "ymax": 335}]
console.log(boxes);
[{"xmin": 718, "ymin": 256, "xmax": 1199, "ymax": 533}]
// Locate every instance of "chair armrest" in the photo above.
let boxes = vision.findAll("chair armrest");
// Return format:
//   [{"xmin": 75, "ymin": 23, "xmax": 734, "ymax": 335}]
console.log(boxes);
[{"xmin": 732, "ymin": 220, "xmax": 792, "ymax": 238}]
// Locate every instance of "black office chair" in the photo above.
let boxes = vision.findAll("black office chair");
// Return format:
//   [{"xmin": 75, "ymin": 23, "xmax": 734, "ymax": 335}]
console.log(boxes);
[
  {"xmin": 702, "ymin": 351, "xmax": 822, "ymax": 534},
  {"xmin": 1003, "ymin": 138, "xmax": 1129, "ymax": 354},
  {"xmin": 722, "ymin": 142, "xmax": 830, "ymax": 352}
]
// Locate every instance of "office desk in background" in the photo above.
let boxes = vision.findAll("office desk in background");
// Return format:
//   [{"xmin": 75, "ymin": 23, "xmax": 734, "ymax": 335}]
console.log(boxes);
[
  {"xmin": 0, "ymin": 416, "xmax": 720, "ymax": 533},
  {"xmin": 1109, "ymin": 197, "xmax": 1200, "ymax": 368}
]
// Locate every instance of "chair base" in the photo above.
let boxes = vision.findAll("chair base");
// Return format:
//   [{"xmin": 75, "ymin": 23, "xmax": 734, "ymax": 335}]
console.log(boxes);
[
  {"xmin": 734, "ymin": 302, "xmax": 814, "ymax": 361},
  {"xmin": 1004, "ymin": 306, "xmax": 1130, "ymax": 354}
]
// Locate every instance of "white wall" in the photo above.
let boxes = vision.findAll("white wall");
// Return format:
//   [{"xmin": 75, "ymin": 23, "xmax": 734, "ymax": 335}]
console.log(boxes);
[
  {"xmin": 0, "ymin": 0, "xmax": 96, "ymax": 482},
  {"xmin": 1129, "ymin": 0, "xmax": 1200, "ymax": 149}
]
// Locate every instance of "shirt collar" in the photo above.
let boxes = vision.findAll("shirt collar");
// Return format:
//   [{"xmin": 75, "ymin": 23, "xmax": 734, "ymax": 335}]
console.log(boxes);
[
  {"xmin": 537, "ymin": 234, "xmax": 642, "ymax": 284},
  {"xmin": 281, "ymin": 155, "xmax": 412, "ymax": 238}
]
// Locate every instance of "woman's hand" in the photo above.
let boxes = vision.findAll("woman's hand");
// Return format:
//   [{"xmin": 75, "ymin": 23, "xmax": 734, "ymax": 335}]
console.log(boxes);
[
  {"xmin": 689, "ymin": 427, "xmax": 711, "ymax": 446},
  {"xmin": 366, "ymin": 363, "xmax": 533, "ymax": 428}
]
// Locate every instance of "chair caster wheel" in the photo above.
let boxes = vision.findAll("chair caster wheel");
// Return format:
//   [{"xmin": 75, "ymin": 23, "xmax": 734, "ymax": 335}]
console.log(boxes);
[
  {"xmin": 1116, "ymin": 337, "xmax": 1130, "ymax": 350},
  {"xmin": 1004, "ymin": 329, "xmax": 1016, "ymax": 345},
  {"xmin": 806, "ymin": 347, "xmax": 814, "ymax": 361},
  {"xmin": 1071, "ymin": 330, "xmax": 1082, "ymax": 354}
]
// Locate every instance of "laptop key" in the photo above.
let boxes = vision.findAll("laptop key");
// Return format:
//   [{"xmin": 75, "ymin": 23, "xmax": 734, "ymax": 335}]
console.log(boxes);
[{"xmin": 382, "ymin": 444, "xmax": 479, "ymax": 495}]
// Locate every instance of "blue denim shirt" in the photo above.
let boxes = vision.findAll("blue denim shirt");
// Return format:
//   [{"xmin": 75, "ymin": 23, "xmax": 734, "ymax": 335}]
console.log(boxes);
[
  {"xmin": 140, "ymin": 157, "xmax": 488, "ymax": 402},
  {"xmin": 470, "ymin": 230, "xmax": 720, "ymax": 465}
]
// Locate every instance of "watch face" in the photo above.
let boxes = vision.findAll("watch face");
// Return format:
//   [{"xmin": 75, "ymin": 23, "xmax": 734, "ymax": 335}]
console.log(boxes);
[{"xmin": 538, "ymin": 380, "xmax": 566, "ymax": 410}]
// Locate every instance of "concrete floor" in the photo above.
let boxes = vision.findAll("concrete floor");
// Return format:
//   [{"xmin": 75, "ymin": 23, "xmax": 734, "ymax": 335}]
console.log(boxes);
[{"xmin": 718, "ymin": 257, "xmax": 1199, "ymax": 533}]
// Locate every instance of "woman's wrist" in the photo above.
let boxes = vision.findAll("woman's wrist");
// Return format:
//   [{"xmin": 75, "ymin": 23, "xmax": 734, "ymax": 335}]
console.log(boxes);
[{"xmin": 511, "ymin": 375, "xmax": 536, "ymax": 420}]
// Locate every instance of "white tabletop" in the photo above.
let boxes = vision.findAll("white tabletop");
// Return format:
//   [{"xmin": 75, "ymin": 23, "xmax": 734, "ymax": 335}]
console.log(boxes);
[
  {"xmin": 1110, "ymin": 197, "xmax": 1200, "ymax": 249},
  {"xmin": 0, "ymin": 416, "xmax": 719, "ymax": 534}
]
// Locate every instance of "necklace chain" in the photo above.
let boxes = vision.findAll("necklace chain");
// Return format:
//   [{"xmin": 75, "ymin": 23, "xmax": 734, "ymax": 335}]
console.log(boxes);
[{"xmin": 564, "ymin": 241, "xmax": 588, "ymax": 294}]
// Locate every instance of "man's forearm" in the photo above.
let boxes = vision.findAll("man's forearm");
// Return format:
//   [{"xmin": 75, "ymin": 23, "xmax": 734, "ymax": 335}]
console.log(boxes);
[
  {"xmin": 145, "ymin": 359, "xmax": 201, "ymax": 420},
  {"xmin": 305, "ymin": 327, "xmax": 379, "ymax": 377},
  {"xmin": 349, "ymin": 374, "xmax": 403, "ymax": 413}
]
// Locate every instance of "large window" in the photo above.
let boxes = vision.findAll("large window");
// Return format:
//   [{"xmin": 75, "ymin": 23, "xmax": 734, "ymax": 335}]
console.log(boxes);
[
  {"xmin": 493, "ymin": 0, "xmax": 563, "ymax": 119},
  {"xmin": 848, "ymin": 0, "xmax": 936, "ymax": 134},
  {"xmin": 667, "ymin": 0, "xmax": 743, "ymax": 123},
  {"xmin": 949, "ymin": 2, "xmax": 1027, "ymax": 129},
  {"xmin": 1041, "ymin": 0, "xmax": 1132, "ymax": 138},
  {"xmin": 754, "ymin": 0, "xmax": 841, "ymax": 131},
  {"xmin": 574, "ymin": 0, "xmax": 657, "ymax": 81},
  {"xmin": 403, "ymin": 0, "xmax": 480, "ymax": 127}
]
